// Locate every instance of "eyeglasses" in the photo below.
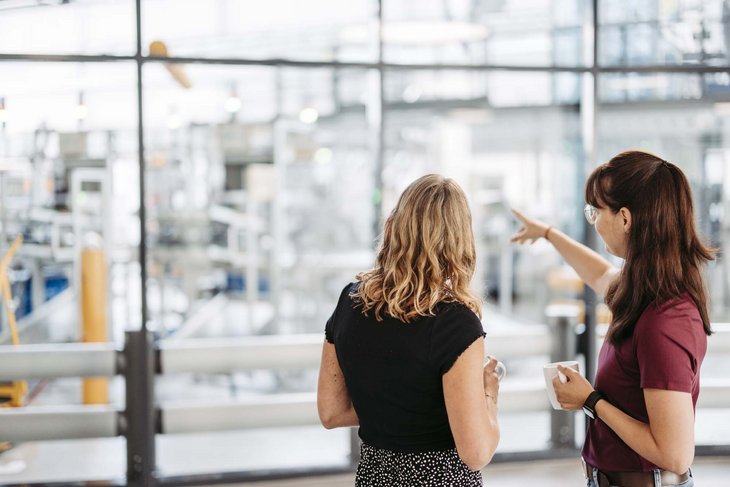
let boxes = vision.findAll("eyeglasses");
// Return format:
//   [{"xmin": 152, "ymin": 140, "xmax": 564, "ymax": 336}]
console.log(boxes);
[{"xmin": 584, "ymin": 204, "xmax": 598, "ymax": 224}]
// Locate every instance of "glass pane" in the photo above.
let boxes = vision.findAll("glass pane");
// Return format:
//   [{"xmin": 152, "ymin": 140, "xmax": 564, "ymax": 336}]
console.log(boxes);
[
  {"xmin": 0, "ymin": 61, "xmax": 140, "ymax": 341},
  {"xmin": 599, "ymin": 72, "xmax": 704, "ymax": 102},
  {"xmin": 0, "ymin": 0, "xmax": 136, "ymax": 55},
  {"xmin": 143, "ymin": 64, "xmax": 376, "ymax": 474},
  {"xmin": 599, "ymin": 0, "xmax": 730, "ymax": 66},
  {"xmin": 383, "ymin": 0, "xmax": 587, "ymax": 66},
  {"xmin": 142, "ymin": 0, "xmax": 377, "ymax": 62},
  {"xmin": 601, "ymin": 71, "xmax": 730, "ymax": 104},
  {"xmin": 0, "ymin": 61, "xmax": 138, "ymax": 483},
  {"xmin": 384, "ymin": 69, "xmax": 580, "ymax": 109},
  {"xmin": 384, "ymin": 69, "xmax": 585, "ymax": 454}
]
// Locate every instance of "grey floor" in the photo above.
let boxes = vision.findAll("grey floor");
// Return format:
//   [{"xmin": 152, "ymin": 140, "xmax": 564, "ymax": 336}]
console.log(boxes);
[{"xmin": 236, "ymin": 457, "xmax": 730, "ymax": 487}]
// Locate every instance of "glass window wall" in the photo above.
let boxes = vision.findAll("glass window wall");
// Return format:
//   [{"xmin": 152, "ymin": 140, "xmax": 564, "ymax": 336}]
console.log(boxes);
[{"xmin": 0, "ymin": 1, "xmax": 729, "ymax": 484}]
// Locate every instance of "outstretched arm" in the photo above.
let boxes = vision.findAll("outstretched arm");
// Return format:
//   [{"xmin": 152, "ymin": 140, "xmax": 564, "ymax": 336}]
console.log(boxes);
[{"xmin": 511, "ymin": 209, "xmax": 619, "ymax": 296}]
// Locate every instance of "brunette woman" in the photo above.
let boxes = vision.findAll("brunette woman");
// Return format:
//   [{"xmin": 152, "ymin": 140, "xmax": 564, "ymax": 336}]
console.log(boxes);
[{"xmin": 512, "ymin": 151, "xmax": 711, "ymax": 487}]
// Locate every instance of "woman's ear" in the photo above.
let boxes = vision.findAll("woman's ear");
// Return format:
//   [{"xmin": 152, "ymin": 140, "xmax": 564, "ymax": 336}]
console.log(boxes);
[{"xmin": 619, "ymin": 207, "xmax": 632, "ymax": 233}]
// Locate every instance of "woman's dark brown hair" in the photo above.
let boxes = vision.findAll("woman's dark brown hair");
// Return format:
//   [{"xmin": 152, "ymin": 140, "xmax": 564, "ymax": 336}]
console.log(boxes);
[{"xmin": 585, "ymin": 150, "xmax": 715, "ymax": 344}]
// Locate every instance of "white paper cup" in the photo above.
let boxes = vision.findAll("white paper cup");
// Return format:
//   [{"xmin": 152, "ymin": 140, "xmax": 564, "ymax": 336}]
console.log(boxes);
[
  {"xmin": 543, "ymin": 360, "xmax": 580, "ymax": 410},
  {"xmin": 485, "ymin": 355, "xmax": 506, "ymax": 382}
]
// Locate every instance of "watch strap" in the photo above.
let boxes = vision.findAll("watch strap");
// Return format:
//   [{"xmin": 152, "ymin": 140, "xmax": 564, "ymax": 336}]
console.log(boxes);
[{"xmin": 583, "ymin": 390, "xmax": 605, "ymax": 419}]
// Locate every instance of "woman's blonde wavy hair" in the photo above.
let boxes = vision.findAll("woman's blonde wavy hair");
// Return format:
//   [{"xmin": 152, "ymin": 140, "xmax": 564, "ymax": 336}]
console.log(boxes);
[{"xmin": 354, "ymin": 174, "xmax": 482, "ymax": 322}]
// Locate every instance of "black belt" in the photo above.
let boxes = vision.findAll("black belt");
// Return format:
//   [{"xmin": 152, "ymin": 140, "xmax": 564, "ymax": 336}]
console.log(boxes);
[{"xmin": 582, "ymin": 459, "xmax": 690, "ymax": 487}]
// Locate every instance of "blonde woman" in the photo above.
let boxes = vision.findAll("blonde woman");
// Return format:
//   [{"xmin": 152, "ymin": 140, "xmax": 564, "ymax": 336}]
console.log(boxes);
[{"xmin": 317, "ymin": 174, "xmax": 500, "ymax": 486}]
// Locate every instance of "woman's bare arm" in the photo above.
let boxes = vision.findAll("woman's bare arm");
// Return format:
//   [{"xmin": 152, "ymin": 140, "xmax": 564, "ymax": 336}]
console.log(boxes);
[
  {"xmin": 317, "ymin": 341, "xmax": 359, "ymax": 429},
  {"xmin": 511, "ymin": 209, "xmax": 619, "ymax": 296},
  {"xmin": 443, "ymin": 337, "xmax": 500, "ymax": 471}
]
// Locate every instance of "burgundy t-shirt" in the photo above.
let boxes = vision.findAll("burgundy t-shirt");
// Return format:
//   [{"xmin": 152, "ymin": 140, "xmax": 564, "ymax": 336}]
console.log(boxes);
[{"xmin": 582, "ymin": 294, "xmax": 707, "ymax": 472}]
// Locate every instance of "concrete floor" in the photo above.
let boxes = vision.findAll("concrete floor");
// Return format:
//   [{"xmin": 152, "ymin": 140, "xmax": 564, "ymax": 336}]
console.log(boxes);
[{"xmin": 236, "ymin": 457, "xmax": 730, "ymax": 487}]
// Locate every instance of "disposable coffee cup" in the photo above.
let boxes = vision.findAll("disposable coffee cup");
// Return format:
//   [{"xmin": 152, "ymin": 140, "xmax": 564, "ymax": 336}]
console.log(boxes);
[{"xmin": 543, "ymin": 360, "xmax": 580, "ymax": 410}]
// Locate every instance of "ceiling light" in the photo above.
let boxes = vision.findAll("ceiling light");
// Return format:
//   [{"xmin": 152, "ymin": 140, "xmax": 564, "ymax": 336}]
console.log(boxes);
[
  {"xmin": 166, "ymin": 107, "xmax": 182, "ymax": 130},
  {"xmin": 75, "ymin": 92, "xmax": 88, "ymax": 121},
  {"xmin": 402, "ymin": 85, "xmax": 421, "ymax": 103},
  {"xmin": 224, "ymin": 97, "xmax": 241, "ymax": 113},
  {"xmin": 299, "ymin": 107, "xmax": 319, "ymax": 124},
  {"xmin": 0, "ymin": 97, "xmax": 7, "ymax": 124},
  {"xmin": 314, "ymin": 147, "xmax": 333, "ymax": 164},
  {"xmin": 225, "ymin": 82, "xmax": 241, "ymax": 113}
]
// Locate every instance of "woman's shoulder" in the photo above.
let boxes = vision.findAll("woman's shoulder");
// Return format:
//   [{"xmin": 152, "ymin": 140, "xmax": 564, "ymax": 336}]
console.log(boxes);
[
  {"xmin": 335, "ymin": 281, "xmax": 360, "ymax": 307},
  {"xmin": 649, "ymin": 292, "xmax": 700, "ymax": 318},
  {"xmin": 632, "ymin": 293, "xmax": 707, "ymax": 364},
  {"xmin": 636, "ymin": 292, "xmax": 703, "ymax": 336},
  {"xmin": 433, "ymin": 301, "xmax": 483, "ymax": 328}
]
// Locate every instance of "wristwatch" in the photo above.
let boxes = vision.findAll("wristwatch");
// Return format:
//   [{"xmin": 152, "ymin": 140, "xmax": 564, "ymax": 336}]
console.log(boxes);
[{"xmin": 583, "ymin": 391, "xmax": 605, "ymax": 420}]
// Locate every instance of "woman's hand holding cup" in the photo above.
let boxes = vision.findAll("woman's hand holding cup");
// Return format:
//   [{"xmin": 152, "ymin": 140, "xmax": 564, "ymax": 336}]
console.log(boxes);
[{"xmin": 483, "ymin": 355, "xmax": 506, "ymax": 405}]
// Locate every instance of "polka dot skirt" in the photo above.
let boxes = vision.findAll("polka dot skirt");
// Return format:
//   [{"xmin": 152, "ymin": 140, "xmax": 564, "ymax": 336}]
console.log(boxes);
[{"xmin": 355, "ymin": 442, "xmax": 483, "ymax": 487}]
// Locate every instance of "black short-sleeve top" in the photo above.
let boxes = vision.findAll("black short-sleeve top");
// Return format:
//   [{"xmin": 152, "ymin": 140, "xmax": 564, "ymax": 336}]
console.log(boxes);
[{"xmin": 324, "ymin": 282, "xmax": 486, "ymax": 453}]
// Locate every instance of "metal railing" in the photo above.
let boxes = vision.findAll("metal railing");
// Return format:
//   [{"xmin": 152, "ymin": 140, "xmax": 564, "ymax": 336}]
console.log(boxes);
[{"xmin": 1, "ymin": 318, "xmax": 729, "ymax": 481}]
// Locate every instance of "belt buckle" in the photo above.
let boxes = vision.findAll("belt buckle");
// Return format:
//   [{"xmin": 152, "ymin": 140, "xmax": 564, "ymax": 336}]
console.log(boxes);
[{"xmin": 660, "ymin": 469, "xmax": 689, "ymax": 486}]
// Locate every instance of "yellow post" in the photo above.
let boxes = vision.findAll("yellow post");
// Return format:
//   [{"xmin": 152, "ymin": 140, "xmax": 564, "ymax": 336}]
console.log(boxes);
[
  {"xmin": 81, "ymin": 246, "xmax": 109, "ymax": 404},
  {"xmin": 0, "ymin": 235, "xmax": 28, "ymax": 408}
]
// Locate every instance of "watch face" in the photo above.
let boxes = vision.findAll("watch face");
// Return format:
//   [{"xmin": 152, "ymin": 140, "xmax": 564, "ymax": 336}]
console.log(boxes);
[{"xmin": 583, "ymin": 406, "xmax": 595, "ymax": 419}]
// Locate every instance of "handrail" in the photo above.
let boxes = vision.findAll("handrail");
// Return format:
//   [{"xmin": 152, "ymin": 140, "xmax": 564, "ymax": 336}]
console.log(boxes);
[
  {"xmin": 2, "ymin": 326, "xmax": 729, "ymax": 379},
  {"xmin": 2, "ymin": 380, "xmax": 729, "ymax": 442},
  {"xmin": 0, "ymin": 342, "xmax": 118, "ymax": 381}
]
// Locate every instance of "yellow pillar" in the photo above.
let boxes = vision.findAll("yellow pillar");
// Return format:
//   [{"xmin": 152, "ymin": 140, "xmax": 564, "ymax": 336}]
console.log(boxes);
[
  {"xmin": 81, "ymin": 247, "xmax": 109, "ymax": 404},
  {"xmin": 0, "ymin": 235, "xmax": 27, "ymax": 408}
]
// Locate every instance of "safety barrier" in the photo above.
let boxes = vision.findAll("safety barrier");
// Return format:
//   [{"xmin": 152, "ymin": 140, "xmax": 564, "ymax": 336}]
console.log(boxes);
[{"xmin": 2, "ymin": 324, "xmax": 729, "ymax": 443}]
